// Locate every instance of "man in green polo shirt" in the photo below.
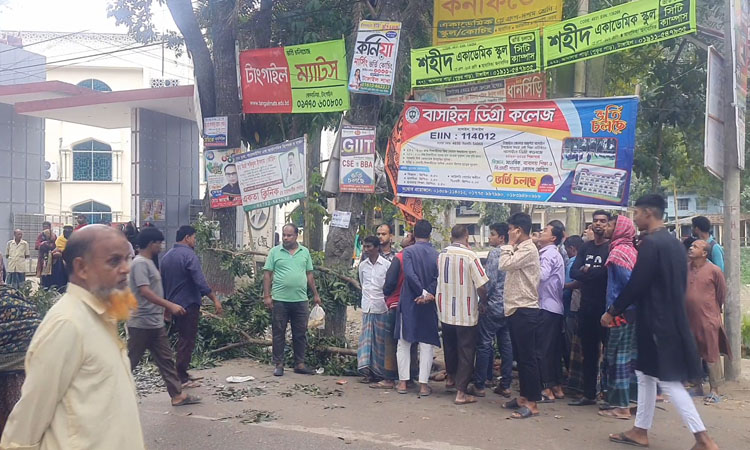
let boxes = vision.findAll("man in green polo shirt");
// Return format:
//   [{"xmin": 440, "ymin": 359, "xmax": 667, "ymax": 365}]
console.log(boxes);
[{"xmin": 263, "ymin": 223, "xmax": 322, "ymax": 376}]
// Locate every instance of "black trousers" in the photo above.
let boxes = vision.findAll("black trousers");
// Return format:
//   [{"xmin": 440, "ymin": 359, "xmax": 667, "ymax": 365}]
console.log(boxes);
[
  {"xmin": 173, "ymin": 304, "xmax": 201, "ymax": 384},
  {"xmin": 272, "ymin": 300, "xmax": 308, "ymax": 366},
  {"xmin": 537, "ymin": 310, "xmax": 564, "ymax": 389},
  {"xmin": 508, "ymin": 308, "xmax": 542, "ymax": 402},
  {"xmin": 442, "ymin": 323, "xmax": 478, "ymax": 393},
  {"xmin": 579, "ymin": 307, "xmax": 607, "ymax": 399},
  {"xmin": 128, "ymin": 326, "xmax": 182, "ymax": 398}
]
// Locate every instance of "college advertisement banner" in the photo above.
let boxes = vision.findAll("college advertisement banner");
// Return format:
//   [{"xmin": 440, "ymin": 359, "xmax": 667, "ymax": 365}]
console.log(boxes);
[
  {"xmin": 349, "ymin": 20, "xmax": 401, "ymax": 96},
  {"xmin": 414, "ymin": 72, "xmax": 546, "ymax": 103},
  {"xmin": 433, "ymin": 0, "xmax": 563, "ymax": 45},
  {"xmin": 543, "ymin": 0, "xmax": 697, "ymax": 69},
  {"xmin": 339, "ymin": 125, "xmax": 376, "ymax": 193},
  {"xmin": 411, "ymin": 30, "xmax": 541, "ymax": 88},
  {"xmin": 205, "ymin": 148, "xmax": 244, "ymax": 209},
  {"xmin": 239, "ymin": 39, "xmax": 350, "ymax": 114},
  {"xmin": 389, "ymin": 97, "xmax": 639, "ymax": 208},
  {"xmin": 234, "ymin": 137, "xmax": 307, "ymax": 211}
]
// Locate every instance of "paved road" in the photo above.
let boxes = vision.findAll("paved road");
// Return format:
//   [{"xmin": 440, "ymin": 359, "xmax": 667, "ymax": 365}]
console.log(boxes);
[{"xmin": 139, "ymin": 359, "xmax": 750, "ymax": 450}]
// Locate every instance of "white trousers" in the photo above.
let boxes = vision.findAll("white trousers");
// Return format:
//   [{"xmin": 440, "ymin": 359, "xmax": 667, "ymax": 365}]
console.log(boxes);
[
  {"xmin": 397, "ymin": 339, "xmax": 434, "ymax": 383},
  {"xmin": 634, "ymin": 370, "xmax": 706, "ymax": 433}
]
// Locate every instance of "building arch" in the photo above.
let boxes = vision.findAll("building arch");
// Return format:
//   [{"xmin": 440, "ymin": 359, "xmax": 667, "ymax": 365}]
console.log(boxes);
[
  {"xmin": 71, "ymin": 200, "xmax": 112, "ymax": 225},
  {"xmin": 76, "ymin": 78, "xmax": 112, "ymax": 92}
]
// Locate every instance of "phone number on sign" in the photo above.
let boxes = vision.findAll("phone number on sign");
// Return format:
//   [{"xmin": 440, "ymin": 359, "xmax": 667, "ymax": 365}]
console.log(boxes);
[{"xmin": 296, "ymin": 98, "xmax": 344, "ymax": 109}]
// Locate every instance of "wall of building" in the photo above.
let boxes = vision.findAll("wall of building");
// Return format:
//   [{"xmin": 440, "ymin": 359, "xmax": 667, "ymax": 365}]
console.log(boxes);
[{"xmin": 0, "ymin": 43, "xmax": 45, "ymax": 245}]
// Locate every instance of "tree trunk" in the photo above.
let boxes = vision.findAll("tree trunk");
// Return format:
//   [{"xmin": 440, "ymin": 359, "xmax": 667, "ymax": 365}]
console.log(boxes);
[
  {"xmin": 321, "ymin": 0, "xmax": 403, "ymax": 337},
  {"xmin": 651, "ymin": 123, "xmax": 663, "ymax": 192},
  {"xmin": 305, "ymin": 129, "xmax": 325, "ymax": 251}
]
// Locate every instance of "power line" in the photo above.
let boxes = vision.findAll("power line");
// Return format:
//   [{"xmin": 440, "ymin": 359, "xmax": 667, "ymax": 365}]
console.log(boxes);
[
  {"xmin": 0, "ymin": 29, "xmax": 90, "ymax": 55},
  {"xmin": 0, "ymin": 41, "xmax": 163, "ymax": 74}
]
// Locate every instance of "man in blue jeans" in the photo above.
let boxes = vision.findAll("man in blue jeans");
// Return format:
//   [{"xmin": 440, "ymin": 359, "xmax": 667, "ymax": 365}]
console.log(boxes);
[{"xmin": 468, "ymin": 222, "xmax": 513, "ymax": 398}]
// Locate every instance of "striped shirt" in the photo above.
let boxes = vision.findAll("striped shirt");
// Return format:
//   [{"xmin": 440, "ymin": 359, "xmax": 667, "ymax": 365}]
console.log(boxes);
[{"xmin": 436, "ymin": 243, "xmax": 490, "ymax": 327}]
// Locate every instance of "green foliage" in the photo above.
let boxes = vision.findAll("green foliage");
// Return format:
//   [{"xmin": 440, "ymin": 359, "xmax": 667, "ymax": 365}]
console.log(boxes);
[
  {"xmin": 742, "ymin": 314, "xmax": 750, "ymax": 358},
  {"xmin": 742, "ymin": 248, "xmax": 750, "ymax": 286},
  {"xmin": 478, "ymin": 202, "xmax": 510, "ymax": 226},
  {"xmin": 16, "ymin": 283, "xmax": 60, "ymax": 317}
]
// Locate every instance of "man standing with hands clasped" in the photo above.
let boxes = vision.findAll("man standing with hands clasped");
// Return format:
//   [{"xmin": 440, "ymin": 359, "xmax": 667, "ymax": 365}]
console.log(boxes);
[
  {"xmin": 263, "ymin": 224, "xmax": 322, "ymax": 376},
  {"xmin": 602, "ymin": 194, "xmax": 717, "ymax": 450}
]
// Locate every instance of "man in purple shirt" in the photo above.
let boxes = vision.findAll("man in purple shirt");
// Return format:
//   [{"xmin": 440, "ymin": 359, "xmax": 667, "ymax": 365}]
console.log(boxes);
[
  {"xmin": 160, "ymin": 225, "xmax": 223, "ymax": 387},
  {"xmin": 536, "ymin": 221, "xmax": 566, "ymax": 402}
]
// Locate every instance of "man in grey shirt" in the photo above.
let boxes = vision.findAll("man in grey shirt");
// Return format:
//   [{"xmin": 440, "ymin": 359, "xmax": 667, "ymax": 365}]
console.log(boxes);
[{"xmin": 127, "ymin": 227, "xmax": 200, "ymax": 406}]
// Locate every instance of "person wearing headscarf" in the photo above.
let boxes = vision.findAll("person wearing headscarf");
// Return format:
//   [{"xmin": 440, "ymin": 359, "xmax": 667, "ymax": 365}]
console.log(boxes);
[{"xmin": 599, "ymin": 215, "xmax": 639, "ymax": 419}]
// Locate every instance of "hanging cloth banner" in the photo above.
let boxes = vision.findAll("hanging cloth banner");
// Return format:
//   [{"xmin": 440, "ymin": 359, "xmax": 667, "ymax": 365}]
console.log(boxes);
[
  {"xmin": 349, "ymin": 20, "xmax": 401, "ymax": 96},
  {"xmin": 385, "ymin": 115, "xmax": 423, "ymax": 225},
  {"xmin": 234, "ymin": 137, "xmax": 307, "ymax": 211},
  {"xmin": 388, "ymin": 97, "xmax": 639, "ymax": 208},
  {"xmin": 411, "ymin": 30, "xmax": 541, "ymax": 88},
  {"xmin": 239, "ymin": 39, "xmax": 350, "ymax": 114},
  {"xmin": 543, "ymin": 0, "xmax": 697, "ymax": 69},
  {"xmin": 206, "ymin": 148, "xmax": 244, "ymax": 209},
  {"xmin": 433, "ymin": 0, "xmax": 563, "ymax": 45}
]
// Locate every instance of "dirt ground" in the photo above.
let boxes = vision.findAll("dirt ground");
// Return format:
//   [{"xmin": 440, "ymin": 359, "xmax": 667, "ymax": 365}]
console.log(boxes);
[{"xmin": 138, "ymin": 356, "xmax": 750, "ymax": 450}]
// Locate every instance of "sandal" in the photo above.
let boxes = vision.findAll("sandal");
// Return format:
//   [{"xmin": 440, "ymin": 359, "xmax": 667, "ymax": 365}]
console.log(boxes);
[
  {"xmin": 609, "ymin": 432, "xmax": 648, "ymax": 447},
  {"xmin": 502, "ymin": 398, "xmax": 521, "ymax": 409},
  {"xmin": 510, "ymin": 406, "xmax": 538, "ymax": 419},
  {"xmin": 466, "ymin": 384, "xmax": 486, "ymax": 398},
  {"xmin": 703, "ymin": 393, "xmax": 721, "ymax": 404},
  {"xmin": 418, "ymin": 385, "xmax": 433, "ymax": 397},
  {"xmin": 494, "ymin": 386, "xmax": 512, "ymax": 398},
  {"xmin": 181, "ymin": 380, "xmax": 202, "ymax": 389},
  {"xmin": 454, "ymin": 395, "xmax": 477, "ymax": 405},
  {"xmin": 539, "ymin": 392, "xmax": 555, "ymax": 403},
  {"xmin": 369, "ymin": 381, "xmax": 394, "ymax": 389},
  {"xmin": 598, "ymin": 409, "xmax": 631, "ymax": 420},
  {"xmin": 172, "ymin": 394, "xmax": 202, "ymax": 406}
]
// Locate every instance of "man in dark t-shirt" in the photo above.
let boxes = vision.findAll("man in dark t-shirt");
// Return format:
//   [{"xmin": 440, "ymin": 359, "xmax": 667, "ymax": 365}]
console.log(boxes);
[{"xmin": 569, "ymin": 210, "xmax": 611, "ymax": 406}]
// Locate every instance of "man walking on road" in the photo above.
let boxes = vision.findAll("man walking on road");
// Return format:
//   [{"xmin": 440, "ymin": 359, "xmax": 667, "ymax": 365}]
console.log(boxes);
[
  {"xmin": 499, "ymin": 212, "xmax": 541, "ymax": 419},
  {"xmin": 602, "ymin": 194, "xmax": 717, "ymax": 450},
  {"xmin": 161, "ymin": 225, "xmax": 223, "ymax": 387},
  {"xmin": 437, "ymin": 225, "xmax": 489, "ymax": 405},
  {"xmin": 685, "ymin": 239, "xmax": 730, "ymax": 404},
  {"xmin": 395, "ymin": 220, "xmax": 440, "ymax": 397},
  {"xmin": 1, "ymin": 225, "xmax": 145, "ymax": 449},
  {"xmin": 263, "ymin": 224, "xmax": 322, "ymax": 376},
  {"xmin": 471, "ymin": 223, "xmax": 512, "ymax": 398},
  {"xmin": 5, "ymin": 230, "xmax": 29, "ymax": 290},
  {"xmin": 569, "ymin": 210, "xmax": 611, "ymax": 406},
  {"xmin": 127, "ymin": 227, "xmax": 201, "ymax": 407}
]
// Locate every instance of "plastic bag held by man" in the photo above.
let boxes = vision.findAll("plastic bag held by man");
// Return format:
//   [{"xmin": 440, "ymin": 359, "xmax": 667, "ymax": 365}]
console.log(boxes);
[{"xmin": 308, "ymin": 304, "xmax": 325, "ymax": 330}]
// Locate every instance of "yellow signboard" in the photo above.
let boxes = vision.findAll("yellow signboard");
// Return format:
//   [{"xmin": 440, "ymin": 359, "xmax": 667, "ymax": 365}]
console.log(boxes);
[{"xmin": 433, "ymin": 0, "xmax": 563, "ymax": 45}]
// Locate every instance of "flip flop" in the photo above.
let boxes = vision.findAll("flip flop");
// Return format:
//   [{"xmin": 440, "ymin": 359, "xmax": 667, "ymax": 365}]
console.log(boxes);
[
  {"xmin": 703, "ymin": 393, "xmax": 721, "ymax": 404},
  {"xmin": 539, "ymin": 393, "xmax": 555, "ymax": 403},
  {"xmin": 369, "ymin": 381, "xmax": 395, "ymax": 389},
  {"xmin": 510, "ymin": 406, "xmax": 538, "ymax": 419},
  {"xmin": 188, "ymin": 375, "xmax": 204, "ymax": 381},
  {"xmin": 609, "ymin": 432, "xmax": 648, "ymax": 447},
  {"xmin": 418, "ymin": 385, "xmax": 433, "ymax": 397},
  {"xmin": 494, "ymin": 386, "xmax": 512, "ymax": 398},
  {"xmin": 172, "ymin": 394, "xmax": 202, "ymax": 406},
  {"xmin": 397, "ymin": 385, "xmax": 409, "ymax": 394},
  {"xmin": 598, "ymin": 409, "xmax": 631, "ymax": 420},
  {"xmin": 502, "ymin": 398, "xmax": 521, "ymax": 409},
  {"xmin": 181, "ymin": 380, "xmax": 202, "ymax": 389},
  {"xmin": 466, "ymin": 384, "xmax": 486, "ymax": 397},
  {"xmin": 454, "ymin": 395, "xmax": 477, "ymax": 405}
]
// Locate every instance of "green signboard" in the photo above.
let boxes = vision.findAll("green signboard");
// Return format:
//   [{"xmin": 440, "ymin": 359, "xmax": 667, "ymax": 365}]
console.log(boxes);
[
  {"xmin": 411, "ymin": 30, "xmax": 541, "ymax": 88},
  {"xmin": 543, "ymin": 0, "xmax": 696, "ymax": 69}
]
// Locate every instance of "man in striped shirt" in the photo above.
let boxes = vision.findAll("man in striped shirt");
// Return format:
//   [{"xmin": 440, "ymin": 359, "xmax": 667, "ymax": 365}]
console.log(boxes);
[{"xmin": 436, "ymin": 225, "xmax": 489, "ymax": 405}]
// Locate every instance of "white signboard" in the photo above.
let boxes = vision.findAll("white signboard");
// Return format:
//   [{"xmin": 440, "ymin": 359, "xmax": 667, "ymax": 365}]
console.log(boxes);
[
  {"xmin": 331, "ymin": 210, "xmax": 352, "ymax": 229},
  {"xmin": 349, "ymin": 20, "xmax": 401, "ymax": 96},
  {"xmin": 705, "ymin": 46, "xmax": 725, "ymax": 179},
  {"xmin": 339, "ymin": 125, "xmax": 376, "ymax": 193},
  {"xmin": 203, "ymin": 116, "xmax": 228, "ymax": 148},
  {"xmin": 730, "ymin": 0, "xmax": 748, "ymax": 168}
]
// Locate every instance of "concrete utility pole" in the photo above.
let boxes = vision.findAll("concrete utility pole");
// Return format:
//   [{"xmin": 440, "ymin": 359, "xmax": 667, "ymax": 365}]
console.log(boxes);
[
  {"xmin": 721, "ymin": 0, "xmax": 742, "ymax": 380},
  {"xmin": 566, "ymin": 0, "xmax": 589, "ymax": 235}
]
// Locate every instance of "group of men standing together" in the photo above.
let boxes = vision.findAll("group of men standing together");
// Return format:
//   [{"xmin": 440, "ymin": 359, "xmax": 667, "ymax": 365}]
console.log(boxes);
[{"xmin": 353, "ymin": 194, "xmax": 726, "ymax": 450}]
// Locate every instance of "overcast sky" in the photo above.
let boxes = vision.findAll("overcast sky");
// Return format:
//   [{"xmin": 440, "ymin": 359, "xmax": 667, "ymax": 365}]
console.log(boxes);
[{"xmin": 0, "ymin": 0, "xmax": 177, "ymax": 34}]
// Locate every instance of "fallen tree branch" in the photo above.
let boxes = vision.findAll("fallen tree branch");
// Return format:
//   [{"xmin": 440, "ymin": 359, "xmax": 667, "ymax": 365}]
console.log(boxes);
[
  {"xmin": 203, "ymin": 247, "xmax": 361, "ymax": 290},
  {"xmin": 201, "ymin": 310, "xmax": 358, "ymax": 356}
]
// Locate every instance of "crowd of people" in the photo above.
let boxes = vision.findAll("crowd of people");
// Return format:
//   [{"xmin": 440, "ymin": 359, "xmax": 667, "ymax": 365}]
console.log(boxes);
[{"xmin": 0, "ymin": 194, "xmax": 731, "ymax": 449}]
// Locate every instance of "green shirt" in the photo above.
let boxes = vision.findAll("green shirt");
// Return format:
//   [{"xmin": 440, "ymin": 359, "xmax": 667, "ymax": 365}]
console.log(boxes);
[{"xmin": 263, "ymin": 244, "xmax": 313, "ymax": 302}]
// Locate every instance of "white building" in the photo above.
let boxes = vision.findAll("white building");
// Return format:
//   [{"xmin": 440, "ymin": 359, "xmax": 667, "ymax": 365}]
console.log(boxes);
[{"xmin": 3, "ymin": 30, "xmax": 196, "ymax": 224}]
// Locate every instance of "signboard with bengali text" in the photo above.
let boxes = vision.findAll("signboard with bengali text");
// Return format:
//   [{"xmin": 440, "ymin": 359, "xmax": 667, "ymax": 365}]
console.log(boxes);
[
  {"xmin": 387, "ymin": 98, "xmax": 639, "ymax": 208},
  {"xmin": 349, "ymin": 20, "xmax": 401, "ymax": 96},
  {"xmin": 411, "ymin": 30, "xmax": 541, "ymax": 88},
  {"xmin": 542, "ymin": 0, "xmax": 697, "ymax": 69},
  {"xmin": 239, "ymin": 39, "xmax": 349, "ymax": 114},
  {"xmin": 433, "ymin": 0, "xmax": 563, "ymax": 45}
]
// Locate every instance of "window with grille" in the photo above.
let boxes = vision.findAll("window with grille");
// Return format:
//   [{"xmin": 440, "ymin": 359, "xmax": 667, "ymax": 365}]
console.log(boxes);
[
  {"xmin": 72, "ymin": 140, "xmax": 112, "ymax": 181},
  {"xmin": 71, "ymin": 201, "xmax": 112, "ymax": 225},
  {"xmin": 677, "ymin": 198, "xmax": 690, "ymax": 211},
  {"xmin": 76, "ymin": 78, "xmax": 112, "ymax": 92}
]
